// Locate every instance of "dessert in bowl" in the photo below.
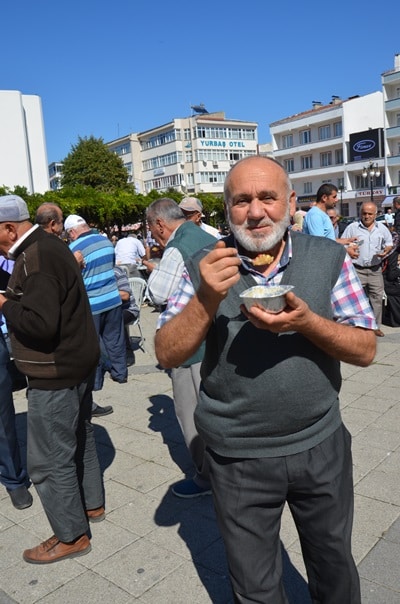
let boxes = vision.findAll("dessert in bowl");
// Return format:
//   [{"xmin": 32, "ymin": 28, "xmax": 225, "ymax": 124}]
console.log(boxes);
[{"xmin": 239, "ymin": 285, "xmax": 294, "ymax": 314}]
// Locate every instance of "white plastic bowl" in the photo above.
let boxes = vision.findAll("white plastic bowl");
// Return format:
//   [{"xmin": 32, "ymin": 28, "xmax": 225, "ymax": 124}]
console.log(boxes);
[{"xmin": 239, "ymin": 285, "xmax": 294, "ymax": 314}]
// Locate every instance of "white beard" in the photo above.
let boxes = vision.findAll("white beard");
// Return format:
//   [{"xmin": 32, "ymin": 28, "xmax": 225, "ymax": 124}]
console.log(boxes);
[{"xmin": 228, "ymin": 206, "xmax": 291, "ymax": 253}]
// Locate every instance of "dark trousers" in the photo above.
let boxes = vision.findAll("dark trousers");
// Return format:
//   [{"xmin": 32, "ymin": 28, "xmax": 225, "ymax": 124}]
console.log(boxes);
[
  {"xmin": 92, "ymin": 306, "xmax": 127, "ymax": 390},
  {"xmin": 27, "ymin": 376, "xmax": 103, "ymax": 542},
  {"xmin": 0, "ymin": 331, "xmax": 27, "ymax": 491},
  {"xmin": 207, "ymin": 424, "xmax": 360, "ymax": 604}
]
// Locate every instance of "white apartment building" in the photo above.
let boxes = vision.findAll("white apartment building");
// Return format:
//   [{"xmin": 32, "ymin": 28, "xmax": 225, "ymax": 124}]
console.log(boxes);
[
  {"xmin": 107, "ymin": 111, "xmax": 258, "ymax": 196},
  {"xmin": 48, "ymin": 161, "xmax": 64, "ymax": 191},
  {"xmin": 270, "ymin": 92, "xmax": 384, "ymax": 216},
  {"xmin": 0, "ymin": 90, "xmax": 49, "ymax": 193},
  {"xmin": 382, "ymin": 54, "xmax": 400, "ymax": 196}
]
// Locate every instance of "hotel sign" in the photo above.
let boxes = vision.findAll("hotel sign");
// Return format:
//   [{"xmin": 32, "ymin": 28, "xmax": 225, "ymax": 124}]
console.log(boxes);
[{"xmin": 199, "ymin": 140, "xmax": 246, "ymax": 148}]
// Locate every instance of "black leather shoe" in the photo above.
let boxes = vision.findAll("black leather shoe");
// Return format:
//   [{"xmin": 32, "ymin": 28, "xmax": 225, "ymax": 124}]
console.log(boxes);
[
  {"xmin": 7, "ymin": 485, "xmax": 33, "ymax": 510},
  {"xmin": 91, "ymin": 404, "xmax": 113, "ymax": 417}
]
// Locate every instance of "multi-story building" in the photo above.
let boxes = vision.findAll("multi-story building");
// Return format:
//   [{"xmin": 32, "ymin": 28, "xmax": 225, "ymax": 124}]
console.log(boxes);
[
  {"xmin": 269, "ymin": 92, "xmax": 385, "ymax": 216},
  {"xmin": 107, "ymin": 111, "xmax": 258, "ymax": 196},
  {"xmin": 0, "ymin": 90, "xmax": 49, "ymax": 193},
  {"xmin": 382, "ymin": 53, "xmax": 400, "ymax": 196},
  {"xmin": 48, "ymin": 161, "xmax": 63, "ymax": 191}
]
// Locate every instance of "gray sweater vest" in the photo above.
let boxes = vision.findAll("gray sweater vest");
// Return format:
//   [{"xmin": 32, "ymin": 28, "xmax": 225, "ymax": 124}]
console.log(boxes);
[
  {"xmin": 185, "ymin": 231, "xmax": 346, "ymax": 457},
  {"xmin": 166, "ymin": 221, "xmax": 216, "ymax": 367}
]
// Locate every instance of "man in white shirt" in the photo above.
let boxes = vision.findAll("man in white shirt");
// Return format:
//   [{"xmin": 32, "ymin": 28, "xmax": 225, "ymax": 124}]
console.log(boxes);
[
  {"xmin": 179, "ymin": 197, "xmax": 221, "ymax": 239},
  {"xmin": 342, "ymin": 202, "xmax": 393, "ymax": 337},
  {"xmin": 115, "ymin": 233, "xmax": 146, "ymax": 275}
]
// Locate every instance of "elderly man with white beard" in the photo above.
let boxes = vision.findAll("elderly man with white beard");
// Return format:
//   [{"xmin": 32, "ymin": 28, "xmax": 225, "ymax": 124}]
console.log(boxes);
[{"xmin": 154, "ymin": 156, "xmax": 377, "ymax": 604}]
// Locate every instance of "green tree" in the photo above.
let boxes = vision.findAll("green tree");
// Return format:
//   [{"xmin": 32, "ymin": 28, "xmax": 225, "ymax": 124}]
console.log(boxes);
[{"xmin": 61, "ymin": 136, "xmax": 129, "ymax": 191}]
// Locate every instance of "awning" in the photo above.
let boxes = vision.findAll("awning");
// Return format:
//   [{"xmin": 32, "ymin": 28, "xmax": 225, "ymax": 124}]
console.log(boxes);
[{"xmin": 381, "ymin": 196, "xmax": 397, "ymax": 207}]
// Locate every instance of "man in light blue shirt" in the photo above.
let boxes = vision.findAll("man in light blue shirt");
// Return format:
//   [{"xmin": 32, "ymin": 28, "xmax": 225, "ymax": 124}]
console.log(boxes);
[
  {"xmin": 303, "ymin": 184, "xmax": 338, "ymax": 239},
  {"xmin": 342, "ymin": 202, "xmax": 393, "ymax": 336}
]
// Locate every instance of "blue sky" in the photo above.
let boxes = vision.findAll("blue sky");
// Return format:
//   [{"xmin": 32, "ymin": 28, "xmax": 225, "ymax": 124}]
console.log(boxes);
[{"xmin": 3, "ymin": 1, "xmax": 399, "ymax": 164}]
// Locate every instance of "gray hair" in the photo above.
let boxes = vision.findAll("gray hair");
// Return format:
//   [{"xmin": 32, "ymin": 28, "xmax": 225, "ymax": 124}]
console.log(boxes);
[{"xmin": 146, "ymin": 198, "xmax": 185, "ymax": 225}]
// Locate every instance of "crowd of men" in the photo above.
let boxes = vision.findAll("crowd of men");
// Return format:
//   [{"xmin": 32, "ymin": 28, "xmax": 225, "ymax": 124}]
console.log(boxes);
[{"xmin": 2, "ymin": 165, "xmax": 399, "ymax": 601}]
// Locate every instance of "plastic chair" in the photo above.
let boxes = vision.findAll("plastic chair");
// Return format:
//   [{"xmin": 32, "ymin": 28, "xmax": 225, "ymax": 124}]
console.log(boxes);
[
  {"xmin": 117, "ymin": 264, "xmax": 130, "ymax": 276},
  {"xmin": 127, "ymin": 277, "xmax": 147, "ymax": 351}
]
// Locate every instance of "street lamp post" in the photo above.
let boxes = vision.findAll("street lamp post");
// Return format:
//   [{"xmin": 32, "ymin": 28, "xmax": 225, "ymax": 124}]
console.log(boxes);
[
  {"xmin": 362, "ymin": 162, "xmax": 381, "ymax": 201},
  {"xmin": 338, "ymin": 185, "xmax": 344, "ymax": 215}
]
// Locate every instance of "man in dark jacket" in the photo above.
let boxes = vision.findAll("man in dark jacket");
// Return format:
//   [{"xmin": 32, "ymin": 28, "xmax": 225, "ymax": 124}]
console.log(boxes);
[{"xmin": 0, "ymin": 195, "xmax": 104, "ymax": 564}]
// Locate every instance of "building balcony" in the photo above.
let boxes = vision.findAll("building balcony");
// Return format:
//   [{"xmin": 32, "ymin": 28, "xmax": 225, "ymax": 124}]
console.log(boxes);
[
  {"xmin": 382, "ymin": 70, "xmax": 400, "ymax": 86},
  {"xmin": 274, "ymin": 137, "xmax": 343, "ymax": 157},
  {"xmin": 387, "ymin": 155, "xmax": 400, "ymax": 167},
  {"xmin": 386, "ymin": 126, "xmax": 400, "ymax": 139},
  {"xmin": 385, "ymin": 97, "xmax": 400, "ymax": 112},
  {"xmin": 382, "ymin": 70, "xmax": 400, "ymax": 85}
]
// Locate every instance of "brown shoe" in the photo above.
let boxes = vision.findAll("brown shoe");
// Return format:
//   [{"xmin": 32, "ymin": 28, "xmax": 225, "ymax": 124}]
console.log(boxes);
[
  {"xmin": 87, "ymin": 506, "xmax": 105, "ymax": 522},
  {"xmin": 375, "ymin": 329, "xmax": 385, "ymax": 337},
  {"xmin": 23, "ymin": 534, "xmax": 91, "ymax": 564}
]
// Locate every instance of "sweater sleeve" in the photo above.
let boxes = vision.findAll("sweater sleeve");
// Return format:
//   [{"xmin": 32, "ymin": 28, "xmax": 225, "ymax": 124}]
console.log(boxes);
[{"xmin": 3, "ymin": 272, "xmax": 63, "ymax": 341}]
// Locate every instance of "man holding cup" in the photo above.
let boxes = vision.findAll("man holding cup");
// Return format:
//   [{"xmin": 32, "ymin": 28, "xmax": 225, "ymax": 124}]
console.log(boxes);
[{"xmin": 342, "ymin": 202, "xmax": 393, "ymax": 336}]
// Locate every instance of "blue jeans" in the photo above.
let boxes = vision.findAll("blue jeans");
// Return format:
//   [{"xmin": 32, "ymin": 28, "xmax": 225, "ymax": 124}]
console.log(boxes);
[{"xmin": 0, "ymin": 331, "xmax": 28, "ymax": 490}]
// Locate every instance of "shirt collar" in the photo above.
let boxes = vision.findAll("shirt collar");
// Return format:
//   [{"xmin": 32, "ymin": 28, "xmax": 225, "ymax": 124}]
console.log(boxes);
[{"xmin": 8, "ymin": 224, "xmax": 40, "ymax": 259}]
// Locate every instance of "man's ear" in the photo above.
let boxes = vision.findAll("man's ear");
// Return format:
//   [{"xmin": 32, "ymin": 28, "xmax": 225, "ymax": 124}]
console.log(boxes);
[
  {"xmin": 223, "ymin": 202, "xmax": 229, "ymax": 221},
  {"xmin": 289, "ymin": 191, "xmax": 297, "ymax": 218},
  {"xmin": 6, "ymin": 223, "xmax": 19, "ymax": 243}
]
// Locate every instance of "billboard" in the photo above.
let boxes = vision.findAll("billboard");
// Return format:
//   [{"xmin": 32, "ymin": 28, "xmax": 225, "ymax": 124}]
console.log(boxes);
[{"xmin": 349, "ymin": 128, "xmax": 384, "ymax": 162}]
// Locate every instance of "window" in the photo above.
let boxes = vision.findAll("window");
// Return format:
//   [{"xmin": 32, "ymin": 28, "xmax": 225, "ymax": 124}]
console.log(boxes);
[
  {"xmin": 112, "ymin": 143, "xmax": 130, "ymax": 155},
  {"xmin": 142, "ymin": 152, "xmax": 182, "ymax": 171},
  {"xmin": 333, "ymin": 122, "xmax": 342, "ymax": 137},
  {"xmin": 284, "ymin": 158, "xmax": 294, "ymax": 173},
  {"xmin": 341, "ymin": 202, "xmax": 349, "ymax": 217},
  {"xmin": 320, "ymin": 152, "xmax": 332, "ymax": 167},
  {"xmin": 282, "ymin": 134, "xmax": 293, "ymax": 149},
  {"xmin": 396, "ymin": 113, "xmax": 400, "ymax": 127},
  {"xmin": 299, "ymin": 130, "xmax": 311, "ymax": 144},
  {"xmin": 141, "ymin": 129, "xmax": 179, "ymax": 149},
  {"xmin": 335, "ymin": 149, "xmax": 343, "ymax": 164},
  {"xmin": 355, "ymin": 175, "xmax": 364, "ymax": 189},
  {"xmin": 303, "ymin": 182, "xmax": 312, "ymax": 194},
  {"xmin": 318, "ymin": 125, "xmax": 331, "ymax": 140},
  {"xmin": 199, "ymin": 171, "xmax": 228, "ymax": 184},
  {"xmin": 301, "ymin": 155, "xmax": 312, "ymax": 170}
]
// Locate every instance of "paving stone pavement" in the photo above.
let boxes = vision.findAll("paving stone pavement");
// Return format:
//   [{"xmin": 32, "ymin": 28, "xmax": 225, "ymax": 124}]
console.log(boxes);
[{"xmin": 1, "ymin": 304, "xmax": 400, "ymax": 603}]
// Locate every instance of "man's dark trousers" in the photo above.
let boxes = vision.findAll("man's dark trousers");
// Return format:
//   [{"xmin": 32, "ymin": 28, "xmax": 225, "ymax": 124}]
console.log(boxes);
[{"xmin": 207, "ymin": 424, "xmax": 360, "ymax": 604}]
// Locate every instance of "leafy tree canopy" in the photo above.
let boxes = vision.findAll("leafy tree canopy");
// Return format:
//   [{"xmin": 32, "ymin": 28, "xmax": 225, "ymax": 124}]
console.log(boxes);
[
  {"xmin": 61, "ymin": 136, "xmax": 130, "ymax": 192},
  {"xmin": 1, "ymin": 184, "xmax": 225, "ymax": 232}
]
